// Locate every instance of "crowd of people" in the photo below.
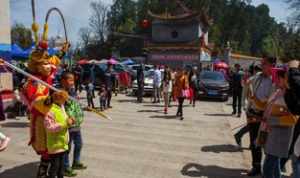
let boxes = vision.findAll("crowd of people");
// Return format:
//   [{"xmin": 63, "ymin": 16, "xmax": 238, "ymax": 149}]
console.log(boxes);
[
  {"xmin": 0, "ymin": 55, "xmax": 300, "ymax": 178},
  {"xmin": 71, "ymin": 63, "xmax": 116, "ymax": 111},
  {"xmin": 134, "ymin": 58, "xmax": 300, "ymax": 178},
  {"xmin": 230, "ymin": 58, "xmax": 300, "ymax": 178},
  {"xmin": 136, "ymin": 64, "xmax": 201, "ymax": 120}
]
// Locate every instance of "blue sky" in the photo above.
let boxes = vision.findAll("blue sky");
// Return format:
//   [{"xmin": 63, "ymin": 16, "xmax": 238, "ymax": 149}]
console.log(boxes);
[
  {"xmin": 10, "ymin": 0, "xmax": 291, "ymax": 44},
  {"xmin": 252, "ymin": 0, "xmax": 291, "ymax": 22}
]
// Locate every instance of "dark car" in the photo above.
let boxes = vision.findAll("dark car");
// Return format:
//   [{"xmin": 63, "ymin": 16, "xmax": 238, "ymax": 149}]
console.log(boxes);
[{"xmin": 198, "ymin": 71, "xmax": 230, "ymax": 101}]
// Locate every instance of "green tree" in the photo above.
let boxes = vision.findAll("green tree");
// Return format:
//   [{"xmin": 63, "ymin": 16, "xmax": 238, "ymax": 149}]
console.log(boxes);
[
  {"xmin": 100, "ymin": 0, "xmax": 300, "ymax": 59},
  {"xmin": 89, "ymin": 1, "xmax": 109, "ymax": 43},
  {"xmin": 11, "ymin": 23, "xmax": 33, "ymax": 49}
]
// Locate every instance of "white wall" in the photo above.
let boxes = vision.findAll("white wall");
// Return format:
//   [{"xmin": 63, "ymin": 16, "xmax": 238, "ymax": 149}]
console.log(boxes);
[{"xmin": 0, "ymin": 0, "xmax": 11, "ymax": 44}]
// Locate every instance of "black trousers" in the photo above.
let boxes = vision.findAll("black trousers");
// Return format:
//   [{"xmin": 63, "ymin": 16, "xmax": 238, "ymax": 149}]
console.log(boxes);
[
  {"xmin": 100, "ymin": 98, "xmax": 106, "ymax": 110},
  {"xmin": 232, "ymin": 89, "xmax": 242, "ymax": 114},
  {"xmin": 248, "ymin": 122, "xmax": 262, "ymax": 169},
  {"xmin": 37, "ymin": 157, "xmax": 50, "ymax": 178},
  {"xmin": 235, "ymin": 125, "xmax": 249, "ymax": 139},
  {"xmin": 87, "ymin": 96, "xmax": 94, "ymax": 108},
  {"xmin": 75, "ymin": 80, "xmax": 81, "ymax": 92},
  {"xmin": 177, "ymin": 97, "xmax": 185, "ymax": 116},
  {"xmin": 107, "ymin": 89, "xmax": 112, "ymax": 107},
  {"xmin": 49, "ymin": 152, "xmax": 65, "ymax": 178},
  {"xmin": 137, "ymin": 83, "xmax": 144, "ymax": 102}
]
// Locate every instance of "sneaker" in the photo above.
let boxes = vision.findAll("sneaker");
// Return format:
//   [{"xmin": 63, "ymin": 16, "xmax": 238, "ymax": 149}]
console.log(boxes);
[
  {"xmin": 232, "ymin": 111, "xmax": 236, "ymax": 115},
  {"xmin": 72, "ymin": 162, "xmax": 87, "ymax": 170},
  {"xmin": 0, "ymin": 137, "xmax": 10, "ymax": 151},
  {"xmin": 237, "ymin": 113, "xmax": 241, "ymax": 118},
  {"xmin": 164, "ymin": 108, "xmax": 168, "ymax": 114},
  {"xmin": 64, "ymin": 168, "xmax": 77, "ymax": 177}
]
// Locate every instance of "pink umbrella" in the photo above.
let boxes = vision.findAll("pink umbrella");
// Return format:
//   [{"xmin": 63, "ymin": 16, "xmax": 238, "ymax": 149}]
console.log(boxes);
[
  {"xmin": 108, "ymin": 58, "xmax": 118, "ymax": 65},
  {"xmin": 214, "ymin": 61, "xmax": 229, "ymax": 69}
]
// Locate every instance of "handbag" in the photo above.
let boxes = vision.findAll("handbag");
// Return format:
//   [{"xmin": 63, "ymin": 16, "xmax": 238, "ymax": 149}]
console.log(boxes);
[
  {"xmin": 181, "ymin": 89, "xmax": 190, "ymax": 98},
  {"xmin": 256, "ymin": 121, "xmax": 269, "ymax": 146}
]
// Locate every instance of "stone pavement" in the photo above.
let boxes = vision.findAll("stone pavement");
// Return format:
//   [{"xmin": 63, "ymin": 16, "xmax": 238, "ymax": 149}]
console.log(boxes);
[{"xmin": 0, "ymin": 94, "xmax": 251, "ymax": 178}]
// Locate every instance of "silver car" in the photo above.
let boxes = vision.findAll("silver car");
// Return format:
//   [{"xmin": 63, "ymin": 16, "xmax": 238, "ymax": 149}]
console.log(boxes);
[{"xmin": 132, "ymin": 69, "xmax": 164, "ymax": 95}]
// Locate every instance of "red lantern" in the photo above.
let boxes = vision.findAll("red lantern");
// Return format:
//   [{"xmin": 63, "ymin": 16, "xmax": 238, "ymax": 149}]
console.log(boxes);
[{"xmin": 141, "ymin": 19, "xmax": 150, "ymax": 29}]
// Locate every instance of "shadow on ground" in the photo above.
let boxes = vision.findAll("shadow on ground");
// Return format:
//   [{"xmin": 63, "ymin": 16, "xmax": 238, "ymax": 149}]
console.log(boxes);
[
  {"xmin": 143, "ymin": 104, "xmax": 190, "ymax": 108},
  {"xmin": 181, "ymin": 163, "xmax": 247, "ymax": 178},
  {"xmin": 137, "ymin": 109, "xmax": 162, "ymax": 113},
  {"xmin": 0, "ymin": 162, "xmax": 38, "ymax": 178},
  {"xmin": 201, "ymin": 144, "xmax": 243, "ymax": 153},
  {"xmin": 0, "ymin": 122, "xmax": 29, "ymax": 128},
  {"xmin": 204, "ymin": 113, "xmax": 233, "ymax": 117},
  {"xmin": 143, "ymin": 104, "xmax": 164, "ymax": 108},
  {"xmin": 117, "ymin": 99, "xmax": 138, "ymax": 103},
  {"xmin": 149, "ymin": 115, "xmax": 179, "ymax": 120},
  {"xmin": 198, "ymin": 98, "xmax": 225, "ymax": 102}
]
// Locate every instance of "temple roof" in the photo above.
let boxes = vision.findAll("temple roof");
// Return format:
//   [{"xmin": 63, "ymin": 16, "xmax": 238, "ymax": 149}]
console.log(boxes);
[
  {"xmin": 147, "ymin": 0, "xmax": 212, "ymax": 27},
  {"xmin": 148, "ymin": 10, "xmax": 200, "ymax": 21}
]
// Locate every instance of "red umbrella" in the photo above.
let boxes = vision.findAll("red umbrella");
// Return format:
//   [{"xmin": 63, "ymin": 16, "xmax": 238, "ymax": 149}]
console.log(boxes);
[{"xmin": 77, "ymin": 59, "xmax": 89, "ymax": 65}]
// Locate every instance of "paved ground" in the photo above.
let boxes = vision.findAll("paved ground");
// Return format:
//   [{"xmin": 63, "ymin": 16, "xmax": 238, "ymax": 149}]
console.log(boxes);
[{"xmin": 0, "ymin": 94, "xmax": 251, "ymax": 178}]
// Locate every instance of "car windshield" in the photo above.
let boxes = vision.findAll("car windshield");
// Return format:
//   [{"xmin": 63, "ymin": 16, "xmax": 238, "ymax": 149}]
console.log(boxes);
[
  {"xmin": 200, "ymin": 72, "xmax": 225, "ymax": 81},
  {"xmin": 131, "ymin": 65, "xmax": 139, "ymax": 70},
  {"xmin": 145, "ymin": 71, "xmax": 154, "ymax": 78},
  {"xmin": 131, "ymin": 65, "xmax": 153, "ymax": 71}
]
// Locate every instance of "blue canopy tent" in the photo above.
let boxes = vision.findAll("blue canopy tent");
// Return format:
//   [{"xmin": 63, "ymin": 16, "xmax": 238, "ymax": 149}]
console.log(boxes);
[
  {"xmin": 1, "ymin": 43, "xmax": 61, "ymax": 62},
  {"xmin": 11, "ymin": 44, "xmax": 29, "ymax": 59},
  {"xmin": 23, "ymin": 45, "xmax": 60, "ymax": 57},
  {"xmin": 121, "ymin": 59, "xmax": 135, "ymax": 65},
  {"xmin": 12, "ymin": 44, "xmax": 60, "ymax": 60},
  {"xmin": 0, "ymin": 44, "xmax": 11, "ymax": 61}
]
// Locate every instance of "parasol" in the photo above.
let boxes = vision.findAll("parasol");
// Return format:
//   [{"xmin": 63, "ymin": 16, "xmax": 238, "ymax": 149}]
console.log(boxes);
[
  {"xmin": 77, "ymin": 59, "xmax": 89, "ymax": 65},
  {"xmin": 214, "ymin": 61, "xmax": 229, "ymax": 69},
  {"xmin": 108, "ymin": 58, "xmax": 118, "ymax": 65}
]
